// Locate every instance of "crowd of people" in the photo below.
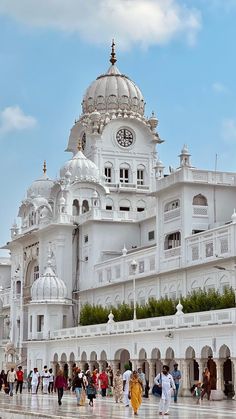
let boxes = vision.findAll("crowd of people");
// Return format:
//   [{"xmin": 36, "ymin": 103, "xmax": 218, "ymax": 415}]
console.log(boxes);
[{"xmin": 0, "ymin": 361, "xmax": 217, "ymax": 416}]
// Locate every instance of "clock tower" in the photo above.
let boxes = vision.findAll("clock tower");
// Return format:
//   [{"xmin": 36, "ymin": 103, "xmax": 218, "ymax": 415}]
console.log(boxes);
[{"xmin": 65, "ymin": 42, "xmax": 163, "ymax": 211}]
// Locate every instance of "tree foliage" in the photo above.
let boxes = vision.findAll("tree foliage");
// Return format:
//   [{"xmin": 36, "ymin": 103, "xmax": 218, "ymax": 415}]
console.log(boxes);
[{"xmin": 79, "ymin": 287, "xmax": 235, "ymax": 326}]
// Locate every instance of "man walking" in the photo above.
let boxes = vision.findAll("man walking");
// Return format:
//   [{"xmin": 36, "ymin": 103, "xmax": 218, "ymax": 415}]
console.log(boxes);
[
  {"xmin": 16, "ymin": 366, "xmax": 24, "ymax": 394},
  {"xmin": 171, "ymin": 363, "xmax": 181, "ymax": 403},
  {"xmin": 123, "ymin": 364, "xmax": 132, "ymax": 407},
  {"xmin": 154, "ymin": 365, "xmax": 176, "ymax": 416}
]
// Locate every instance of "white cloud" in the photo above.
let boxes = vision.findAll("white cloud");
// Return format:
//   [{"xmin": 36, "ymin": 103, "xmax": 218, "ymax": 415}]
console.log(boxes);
[
  {"xmin": 0, "ymin": 0, "xmax": 201, "ymax": 49},
  {"xmin": 212, "ymin": 82, "xmax": 228, "ymax": 94},
  {"xmin": 222, "ymin": 118, "xmax": 236, "ymax": 144},
  {"xmin": 0, "ymin": 106, "xmax": 37, "ymax": 135}
]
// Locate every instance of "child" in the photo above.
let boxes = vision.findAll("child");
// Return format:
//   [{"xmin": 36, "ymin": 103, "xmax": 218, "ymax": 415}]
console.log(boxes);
[{"xmin": 194, "ymin": 382, "xmax": 202, "ymax": 404}]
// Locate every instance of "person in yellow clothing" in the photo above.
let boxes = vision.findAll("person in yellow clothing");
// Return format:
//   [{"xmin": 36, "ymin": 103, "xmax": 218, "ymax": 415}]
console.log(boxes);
[{"xmin": 129, "ymin": 371, "xmax": 143, "ymax": 416}]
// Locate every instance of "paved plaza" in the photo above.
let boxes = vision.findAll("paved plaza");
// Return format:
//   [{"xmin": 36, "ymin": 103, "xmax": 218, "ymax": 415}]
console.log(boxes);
[{"xmin": 0, "ymin": 392, "xmax": 235, "ymax": 419}]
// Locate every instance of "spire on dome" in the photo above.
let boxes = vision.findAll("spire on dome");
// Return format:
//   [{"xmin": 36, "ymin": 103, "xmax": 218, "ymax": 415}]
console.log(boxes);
[
  {"xmin": 47, "ymin": 242, "xmax": 53, "ymax": 268},
  {"xmin": 43, "ymin": 160, "xmax": 47, "ymax": 176},
  {"xmin": 110, "ymin": 39, "xmax": 117, "ymax": 65}
]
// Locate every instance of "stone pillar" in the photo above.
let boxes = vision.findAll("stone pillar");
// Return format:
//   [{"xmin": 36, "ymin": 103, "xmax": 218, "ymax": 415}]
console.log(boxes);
[
  {"xmin": 110, "ymin": 360, "xmax": 119, "ymax": 373},
  {"xmin": 211, "ymin": 359, "xmax": 224, "ymax": 400},
  {"xmin": 181, "ymin": 360, "xmax": 191, "ymax": 397},
  {"xmin": 147, "ymin": 359, "xmax": 156, "ymax": 388},
  {"xmin": 231, "ymin": 358, "xmax": 236, "ymax": 397},
  {"xmin": 130, "ymin": 359, "xmax": 138, "ymax": 371},
  {"xmin": 68, "ymin": 361, "xmax": 74, "ymax": 378},
  {"xmin": 197, "ymin": 358, "xmax": 205, "ymax": 382}
]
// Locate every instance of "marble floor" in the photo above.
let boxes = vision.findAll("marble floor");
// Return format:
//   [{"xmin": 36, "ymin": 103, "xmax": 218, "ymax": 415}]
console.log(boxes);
[{"xmin": 0, "ymin": 392, "xmax": 235, "ymax": 419}]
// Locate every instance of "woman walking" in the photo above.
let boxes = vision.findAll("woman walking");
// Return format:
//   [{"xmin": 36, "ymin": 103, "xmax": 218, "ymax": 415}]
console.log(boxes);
[
  {"xmin": 129, "ymin": 371, "xmax": 143, "ymax": 416},
  {"xmin": 86, "ymin": 370, "xmax": 96, "ymax": 407},
  {"xmin": 201, "ymin": 367, "xmax": 211, "ymax": 400},
  {"xmin": 54, "ymin": 369, "xmax": 67, "ymax": 406},
  {"xmin": 72, "ymin": 369, "xmax": 85, "ymax": 406},
  {"xmin": 113, "ymin": 370, "xmax": 123, "ymax": 403}
]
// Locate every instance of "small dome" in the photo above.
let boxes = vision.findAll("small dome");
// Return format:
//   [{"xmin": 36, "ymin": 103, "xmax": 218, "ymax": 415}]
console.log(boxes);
[
  {"xmin": 82, "ymin": 64, "xmax": 145, "ymax": 116},
  {"xmin": 180, "ymin": 144, "xmax": 190, "ymax": 155},
  {"xmin": 60, "ymin": 149, "xmax": 100, "ymax": 183},
  {"xmin": 27, "ymin": 177, "xmax": 54, "ymax": 199},
  {"xmin": 31, "ymin": 265, "xmax": 67, "ymax": 303}
]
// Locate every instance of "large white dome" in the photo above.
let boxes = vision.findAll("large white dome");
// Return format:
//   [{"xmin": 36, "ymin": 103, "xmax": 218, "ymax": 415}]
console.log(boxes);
[
  {"xmin": 27, "ymin": 163, "xmax": 54, "ymax": 199},
  {"xmin": 31, "ymin": 266, "xmax": 67, "ymax": 303},
  {"xmin": 82, "ymin": 64, "xmax": 145, "ymax": 116},
  {"xmin": 60, "ymin": 149, "xmax": 100, "ymax": 183}
]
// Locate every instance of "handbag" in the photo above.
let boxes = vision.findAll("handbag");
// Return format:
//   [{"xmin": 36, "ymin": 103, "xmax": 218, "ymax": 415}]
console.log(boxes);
[{"xmin": 152, "ymin": 374, "xmax": 162, "ymax": 397}]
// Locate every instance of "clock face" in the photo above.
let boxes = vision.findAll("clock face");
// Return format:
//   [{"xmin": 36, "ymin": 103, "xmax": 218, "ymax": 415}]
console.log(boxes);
[
  {"xmin": 116, "ymin": 129, "xmax": 133, "ymax": 147},
  {"xmin": 82, "ymin": 132, "xmax": 86, "ymax": 150}
]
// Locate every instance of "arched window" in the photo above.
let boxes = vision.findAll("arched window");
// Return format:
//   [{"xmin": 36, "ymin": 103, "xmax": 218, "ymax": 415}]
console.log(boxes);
[
  {"xmin": 72, "ymin": 199, "xmax": 80, "ymax": 216},
  {"xmin": 105, "ymin": 198, "xmax": 113, "ymax": 211},
  {"xmin": 82, "ymin": 200, "xmax": 89, "ymax": 213},
  {"xmin": 16, "ymin": 280, "xmax": 21, "ymax": 295},
  {"xmin": 120, "ymin": 163, "xmax": 130, "ymax": 184},
  {"xmin": 192, "ymin": 194, "xmax": 208, "ymax": 206},
  {"xmin": 137, "ymin": 200, "xmax": 146, "ymax": 212},
  {"xmin": 137, "ymin": 165, "xmax": 145, "ymax": 186},
  {"xmin": 119, "ymin": 199, "xmax": 131, "ymax": 212},
  {"xmin": 164, "ymin": 231, "xmax": 181, "ymax": 250},
  {"xmin": 104, "ymin": 162, "xmax": 113, "ymax": 183}
]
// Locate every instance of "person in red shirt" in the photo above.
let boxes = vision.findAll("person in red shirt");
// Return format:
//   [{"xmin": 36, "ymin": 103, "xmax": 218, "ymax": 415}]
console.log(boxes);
[
  {"xmin": 54, "ymin": 370, "xmax": 67, "ymax": 406},
  {"xmin": 99, "ymin": 369, "xmax": 109, "ymax": 397},
  {"xmin": 16, "ymin": 366, "xmax": 24, "ymax": 394}
]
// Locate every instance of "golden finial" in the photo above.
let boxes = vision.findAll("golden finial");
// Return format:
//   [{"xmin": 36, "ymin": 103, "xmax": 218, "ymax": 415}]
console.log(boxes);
[
  {"xmin": 77, "ymin": 138, "xmax": 82, "ymax": 151},
  {"xmin": 110, "ymin": 39, "xmax": 117, "ymax": 65},
  {"xmin": 43, "ymin": 160, "xmax": 47, "ymax": 175}
]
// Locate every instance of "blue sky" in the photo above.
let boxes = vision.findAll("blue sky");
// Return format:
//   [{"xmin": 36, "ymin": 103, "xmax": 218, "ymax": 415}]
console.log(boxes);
[{"xmin": 1, "ymin": 0, "xmax": 236, "ymax": 255}]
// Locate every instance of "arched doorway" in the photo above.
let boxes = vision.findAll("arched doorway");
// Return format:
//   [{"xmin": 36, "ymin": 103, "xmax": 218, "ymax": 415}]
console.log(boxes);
[
  {"xmin": 186, "ymin": 346, "xmax": 198, "ymax": 385},
  {"xmin": 219, "ymin": 345, "xmax": 234, "ymax": 398},
  {"xmin": 165, "ymin": 347, "xmax": 175, "ymax": 370},
  {"xmin": 114, "ymin": 349, "xmax": 131, "ymax": 372},
  {"xmin": 138, "ymin": 348, "xmax": 149, "ymax": 380}
]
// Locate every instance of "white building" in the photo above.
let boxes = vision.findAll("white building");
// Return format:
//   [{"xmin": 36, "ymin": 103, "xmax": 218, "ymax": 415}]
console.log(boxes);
[{"xmin": 0, "ymin": 44, "xmax": 236, "ymax": 399}]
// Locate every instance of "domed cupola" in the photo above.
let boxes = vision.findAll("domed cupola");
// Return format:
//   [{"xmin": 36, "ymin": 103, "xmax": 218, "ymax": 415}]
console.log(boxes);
[
  {"xmin": 27, "ymin": 161, "xmax": 54, "ymax": 199},
  {"xmin": 82, "ymin": 41, "xmax": 145, "ymax": 116},
  {"xmin": 60, "ymin": 142, "xmax": 100, "ymax": 183},
  {"xmin": 31, "ymin": 247, "xmax": 67, "ymax": 303}
]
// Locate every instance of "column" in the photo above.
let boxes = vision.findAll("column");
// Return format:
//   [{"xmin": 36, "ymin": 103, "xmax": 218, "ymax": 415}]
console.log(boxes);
[
  {"xmin": 211, "ymin": 358, "xmax": 224, "ymax": 400},
  {"xmin": 147, "ymin": 359, "xmax": 156, "ymax": 387},
  {"xmin": 231, "ymin": 358, "xmax": 236, "ymax": 398},
  {"xmin": 110, "ymin": 360, "xmax": 119, "ymax": 373},
  {"xmin": 130, "ymin": 359, "xmax": 138, "ymax": 371},
  {"xmin": 181, "ymin": 360, "xmax": 191, "ymax": 397}
]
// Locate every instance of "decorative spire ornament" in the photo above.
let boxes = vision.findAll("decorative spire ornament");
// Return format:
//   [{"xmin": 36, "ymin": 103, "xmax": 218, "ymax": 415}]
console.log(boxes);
[
  {"xmin": 43, "ymin": 160, "xmax": 47, "ymax": 175},
  {"xmin": 110, "ymin": 39, "xmax": 117, "ymax": 65}
]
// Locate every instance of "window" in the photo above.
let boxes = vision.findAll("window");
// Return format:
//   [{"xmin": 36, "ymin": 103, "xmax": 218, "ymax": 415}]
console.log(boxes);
[
  {"xmin": 82, "ymin": 200, "xmax": 89, "ymax": 213},
  {"xmin": 137, "ymin": 168, "xmax": 144, "ymax": 185},
  {"xmin": 120, "ymin": 168, "xmax": 129, "ymax": 183},
  {"xmin": 72, "ymin": 199, "xmax": 80, "ymax": 216},
  {"xmin": 34, "ymin": 265, "xmax": 39, "ymax": 281},
  {"xmin": 192, "ymin": 194, "xmax": 208, "ymax": 206},
  {"xmin": 37, "ymin": 315, "xmax": 44, "ymax": 332},
  {"xmin": 105, "ymin": 167, "xmax": 112, "ymax": 183},
  {"xmin": 16, "ymin": 280, "xmax": 21, "ymax": 295},
  {"xmin": 30, "ymin": 316, "xmax": 32, "ymax": 333},
  {"xmin": 148, "ymin": 231, "xmax": 155, "ymax": 241},
  {"xmin": 84, "ymin": 235, "xmax": 88, "ymax": 243},
  {"xmin": 63, "ymin": 315, "xmax": 67, "ymax": 328},
  {"xmin": 164, "ymin": 232, "xmax": 181, "ymax": 250},
  {"xmin": 106, "ymin": 205, "xmax": 112, "ymax": 210},
  {"xmin": 164, "ymin": 199, "xmax": 180, "ymax": 212},
  {"xmin": 137, "ymin": 207, "xmax": 145, "ymax": 212},
  {"xmin": 119, "ymin": 206, "xmax": 130, "ymax": 211}
]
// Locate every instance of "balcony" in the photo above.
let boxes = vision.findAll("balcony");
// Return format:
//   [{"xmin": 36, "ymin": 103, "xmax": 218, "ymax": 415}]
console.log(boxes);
[{"xmin": 44, "ymin": 307, "xmax": 236, "ymax": 341}]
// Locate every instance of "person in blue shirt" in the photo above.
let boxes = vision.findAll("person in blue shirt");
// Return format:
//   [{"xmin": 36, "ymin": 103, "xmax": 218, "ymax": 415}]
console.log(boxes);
[{"xmin": 171, "ymin": 363, "xmax": 181, "ymax": 403}]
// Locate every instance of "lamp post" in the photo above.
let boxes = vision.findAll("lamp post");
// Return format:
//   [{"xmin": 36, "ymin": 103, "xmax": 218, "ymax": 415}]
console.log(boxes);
[{"xmin": 130, "ymin": 260, "xmax": 138, "ymax": 320}]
